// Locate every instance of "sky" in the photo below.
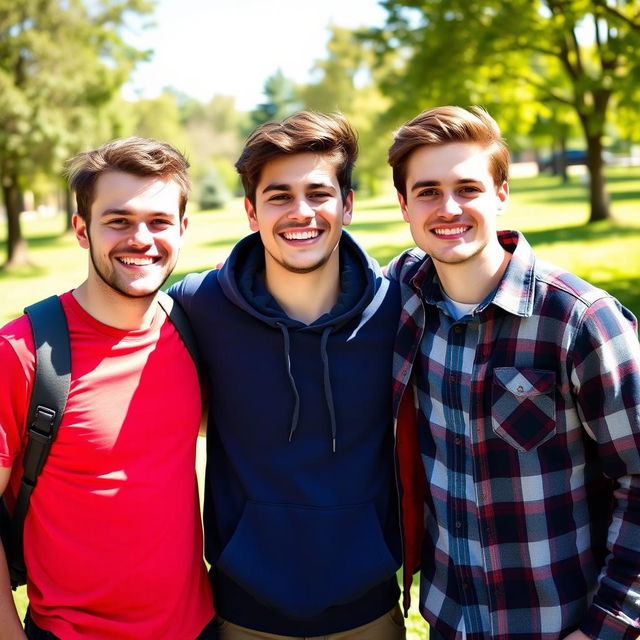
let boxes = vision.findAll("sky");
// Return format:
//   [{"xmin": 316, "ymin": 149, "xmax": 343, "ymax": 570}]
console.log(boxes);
[{"xmin": 123, "ymin": 0, "xmax": 389, "ymax": 111}]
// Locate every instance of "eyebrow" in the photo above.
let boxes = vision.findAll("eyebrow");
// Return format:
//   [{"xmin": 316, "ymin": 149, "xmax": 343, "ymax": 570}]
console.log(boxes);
[
  {"xmin": 261, "ymin": 182, "xmax": 336, "ymax": 194},
  {"xmin": 100, "ymin": 208, "xmax": 133, "ymax": 217},
  {"xmin": 100, "ymin": 208, "xmax": 174, "ymax": 218},
  {"xmin": 410, "ymin": 178, "xmax": 480, "ymax": 192}
]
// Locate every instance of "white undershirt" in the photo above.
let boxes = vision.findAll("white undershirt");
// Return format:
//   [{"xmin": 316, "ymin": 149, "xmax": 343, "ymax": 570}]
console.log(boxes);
[{"xmin": 442, "ymin": 291, "xmax": 477, "ymax": 321}]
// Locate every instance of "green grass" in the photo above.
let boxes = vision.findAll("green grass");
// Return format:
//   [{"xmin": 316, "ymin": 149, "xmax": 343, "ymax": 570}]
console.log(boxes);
[{"xmin": 5, "ymin": 167, "xmax": 640, "ymax": 635}]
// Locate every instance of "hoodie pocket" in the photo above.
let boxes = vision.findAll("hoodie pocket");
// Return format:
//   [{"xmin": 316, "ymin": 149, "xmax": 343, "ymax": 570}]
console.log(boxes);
[
  {"xmin": 491, "ymin": 367, "xmax": 556, "ymax": 452},
  {"xmin": 216, "ymin": 500, "xmax": 399, "ymax": 618}
]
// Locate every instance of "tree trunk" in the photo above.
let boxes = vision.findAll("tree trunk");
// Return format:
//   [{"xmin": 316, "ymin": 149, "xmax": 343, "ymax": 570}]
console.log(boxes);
[
  {"xmin": 586, "ymin": 135, "xmax": 610, "ymax": 223},
  {"xmin": 2, "ymin": 173, "xmax": 29, "ymax": 268}
]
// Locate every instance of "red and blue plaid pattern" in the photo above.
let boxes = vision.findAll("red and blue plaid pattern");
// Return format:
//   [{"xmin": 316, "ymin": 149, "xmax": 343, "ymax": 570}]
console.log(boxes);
[{"xmin": 390, "ymin": 231, "xmax": 640, "ymax": 639}]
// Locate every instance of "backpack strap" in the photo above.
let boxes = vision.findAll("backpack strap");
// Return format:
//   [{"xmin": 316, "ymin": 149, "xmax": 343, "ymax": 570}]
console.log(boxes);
[
  {"xmin": 8, "ymin": 295, "xmax": 71, "ymax": 587},
  {"xmin": 157, "ymin": 291, "xmax": 202, "ymax": 376}
]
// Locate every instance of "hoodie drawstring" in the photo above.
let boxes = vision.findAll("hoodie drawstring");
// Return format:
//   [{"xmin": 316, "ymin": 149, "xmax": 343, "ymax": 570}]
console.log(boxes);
[
  {"xmin": 277, "ymin": 323, "xmax": 338, "ymax": 452},
  {"xmin": 320, "ymin": 327, "xmax": 337, "ymax": 453},
  {"xmin": 277, "ymin": 322, "xmax": 301, "ymax": 444}
]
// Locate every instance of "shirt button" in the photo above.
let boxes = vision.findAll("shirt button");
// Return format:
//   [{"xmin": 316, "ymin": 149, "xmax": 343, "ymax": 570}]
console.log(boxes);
[
  {"xmin": 453, "ymin": 325, "xmax": 463, "ymax": 333},
  {"xmin": 455, "ymin": 521, "xmax": 462, "ymax": 529},
  {"xmin": 454, "ymin": 436, "xmax": 462, "ymax": 445},
  {"xmin": 517, "ymin": 385, "xmax": 524, "ymax": 393},
  {"xmin": 449, "ymin": 374, "xmax": 457, "ymax": 383}
]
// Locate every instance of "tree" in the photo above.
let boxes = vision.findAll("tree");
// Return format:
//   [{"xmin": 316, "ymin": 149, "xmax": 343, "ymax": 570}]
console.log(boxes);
[
  {"xmin": 300, "ymin": 26, "xmax": 397, "ymax": 195},
  {"xmin": 371, "ymin": 0, "xmax": 640, "ymax": 222},
  {"xmin": 0, "ymin": 0, "xmax": 153, "ymax": 267},
  {"xmin": 249, "ymin": 69, "xmax": 301, "ymax": 128}
]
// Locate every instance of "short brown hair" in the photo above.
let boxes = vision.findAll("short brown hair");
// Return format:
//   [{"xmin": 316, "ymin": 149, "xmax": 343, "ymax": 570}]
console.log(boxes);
[
  {"xmin": 235, "ymin": 111, "xmax": 358, "ymax": 207},
  {"xmin": 388, "ymin": 106, "xmax": 510, "ymax": 198},
  {"xmin": 66, "ymin": 137, "xmax": 191, "ymax": 221}
]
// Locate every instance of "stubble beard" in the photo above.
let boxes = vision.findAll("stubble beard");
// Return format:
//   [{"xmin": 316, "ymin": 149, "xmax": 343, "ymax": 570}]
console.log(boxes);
[{"xmin": 88, "ymin": 245, "xmax": 172, "ymax": 300}]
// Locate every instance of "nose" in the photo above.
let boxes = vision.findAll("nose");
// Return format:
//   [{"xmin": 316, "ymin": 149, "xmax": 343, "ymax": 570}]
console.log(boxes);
[
  {"xmin": 287, "ymin": 197, "xmax": 315, "ymax": 221},
  {"xmin": 440, "ymin": 192, "xmax": 463, "ymax": 216},
  {"xmin": 129, "ymin": 222, "xmax": 153, "ymax": 246}
]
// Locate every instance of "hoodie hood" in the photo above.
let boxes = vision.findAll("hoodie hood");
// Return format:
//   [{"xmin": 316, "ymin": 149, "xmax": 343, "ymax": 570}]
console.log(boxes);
[
  {"xmin": 217, "ymin": 230, "xmax": 390, "ymax": 450},
  {"xmin": 217, "ymin": 230, "xmax": 386, "ymax": 331}
]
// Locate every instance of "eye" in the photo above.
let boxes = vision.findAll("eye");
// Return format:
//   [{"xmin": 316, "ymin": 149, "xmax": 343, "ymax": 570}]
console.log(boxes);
[
  {"xmin": 151, "ymin": 218, "xmax": 174, "ymax": 228},
  {"xmin": 416, "ymin": 188, "xmax": 439, "ymax": 198},
  {"xmin": 459, "ymin": 185, "xmax": 481, "ymax": 196},
  {"xmin": 309, "ymin": 191, "xmax": 331, "ymax": 200},
  {"xmin": 105, "ymin": 218, "xmax": 129, "ymax": 227},
  {"xmin": 267, "ymin": 193, "xmax": 291, "ymax": 202}
]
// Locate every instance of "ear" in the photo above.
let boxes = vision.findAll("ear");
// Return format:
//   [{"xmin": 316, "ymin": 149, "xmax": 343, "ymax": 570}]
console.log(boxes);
[
  {"xmin": 341, "ymin": 190, "xmax": 354, "ymax": 226},
  {"xmin": 397, "ymin": 192, "xmax": 410, "ymax": 223},
  {"xmin": 244, "ymin": 197, "xmax": 259, "ymax": 232},
  {"xmin": 72, "ymin": 212, "xmax": 90, "ymax": 249},
  {"xmin": 177, "ymin": 213, "xmax": 188, "ymax": 246},
  {"xmin": 496, "ymin": 181, "xmax": 509, "ymax": 214}
]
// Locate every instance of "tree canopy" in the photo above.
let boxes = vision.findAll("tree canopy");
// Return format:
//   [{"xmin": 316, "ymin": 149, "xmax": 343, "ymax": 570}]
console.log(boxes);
[
  {"xmin": 369, "ymin": 0, "xmax": 640, "ymax": 222},
  {"xmin": 0, "ymin": 0, "xmax": 153, "ymax": 267}
]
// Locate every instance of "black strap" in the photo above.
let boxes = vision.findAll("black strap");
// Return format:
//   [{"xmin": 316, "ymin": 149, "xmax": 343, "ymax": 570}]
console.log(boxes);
[
  {"xmin": 157, "ymin": 291, "xmax": 202, "ymax": 377},
  {"xmin": 4, "ymin": 292, "xmax": 197, "ymax": 587},
  {"xmin": 8, "ymin": 296, "xmax": 71, "ymax": 586}
]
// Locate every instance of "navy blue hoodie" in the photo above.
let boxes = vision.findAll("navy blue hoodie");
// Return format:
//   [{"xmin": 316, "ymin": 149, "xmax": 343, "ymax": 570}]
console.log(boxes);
[{"xmin": 169, "ymin": 231, "xmax": 402, "ymax": 635}]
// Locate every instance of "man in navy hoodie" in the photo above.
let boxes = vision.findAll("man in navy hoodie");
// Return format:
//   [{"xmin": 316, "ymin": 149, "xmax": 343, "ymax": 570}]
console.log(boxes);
[{"xmin": 169, "ymin": 111, "xmax": 408, "ymax": 639}]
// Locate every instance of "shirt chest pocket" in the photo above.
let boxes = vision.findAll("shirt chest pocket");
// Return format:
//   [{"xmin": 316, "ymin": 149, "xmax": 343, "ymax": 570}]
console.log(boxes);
[{"xmin": 491, "ymin": 367, "xmax": 556, "ymax": 452}]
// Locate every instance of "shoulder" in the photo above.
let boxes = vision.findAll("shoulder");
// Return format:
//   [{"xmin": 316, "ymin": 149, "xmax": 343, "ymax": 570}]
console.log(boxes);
[
  {"xmin": 1, "ymin": 313, "xmax": 36, "ymax": 370},
  {"xmin": 167, "ymin": 269, "xmax": 219, "ymax": 309},
  {"xmin": 533, "ymin": 260, "xmax": 637, "ymax": 335},
  {"xmin": 534, "ymin": 259, "xmax": 622, "ymax": 313},
  {"xmin": 385, "ymin": 247, "xmax": 427, "ymax": 284}
]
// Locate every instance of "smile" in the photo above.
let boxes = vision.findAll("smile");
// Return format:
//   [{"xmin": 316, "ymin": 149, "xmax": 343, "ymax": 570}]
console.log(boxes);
[
  {"xmin": 282, "ymin": 229, "xmax": 320, "ymax": 240},
  {"xmin": 118, "ymin": 256, "xmax": 157, "ymax": 266},
  {"xmin": 433, "ymin": 226, "xmax": 469, "ymax": 237}
]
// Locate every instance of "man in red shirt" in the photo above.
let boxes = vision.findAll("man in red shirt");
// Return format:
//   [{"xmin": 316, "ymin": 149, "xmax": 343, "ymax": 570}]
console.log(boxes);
[{"xmin": 0, "ymin": 138, "xmax": 215, "ymax": 639}]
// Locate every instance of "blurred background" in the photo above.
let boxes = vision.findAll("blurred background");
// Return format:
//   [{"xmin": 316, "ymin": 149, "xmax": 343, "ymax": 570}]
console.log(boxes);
[
  {"xmin": 2, "ymin": 0, "xmax": 639, "ymax": 272},
  {"xmin": 3, "ymin": 2, "xmax": 640, "ymax": 634}
]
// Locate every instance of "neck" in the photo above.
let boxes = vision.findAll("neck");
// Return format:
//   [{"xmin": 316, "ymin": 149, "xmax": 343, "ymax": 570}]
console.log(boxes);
[
  {"xmin": 264, "ymin": 253, "xmax": 341, "ymax": 325},
  {"xmin": 73, "ymin": 281, "xmax": 158, "ymax": 330},
  {"xmin": 436, "ymin": 245, "xmax": 511, "ymax": 305}
]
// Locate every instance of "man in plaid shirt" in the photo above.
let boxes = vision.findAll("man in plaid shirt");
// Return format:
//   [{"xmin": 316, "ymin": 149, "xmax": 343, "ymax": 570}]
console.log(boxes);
[{"xmin": 387, "ymin": 106, "xmax": 640, "ymax": 639}]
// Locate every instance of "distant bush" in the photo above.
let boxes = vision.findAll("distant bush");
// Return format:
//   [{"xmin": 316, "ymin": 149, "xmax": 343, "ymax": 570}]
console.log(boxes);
[{"xmin": 199, "ymin": 168, "xmax": 230, "ymax": 211}]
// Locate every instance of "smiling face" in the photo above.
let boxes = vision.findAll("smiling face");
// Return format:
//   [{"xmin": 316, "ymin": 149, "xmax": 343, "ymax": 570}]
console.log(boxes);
[
  {"xmin": 245, "ymin": 152, "xmax": 353, "ymax": 276},
  {"xmin": 398, "ymin": 142, "xmax": 508, "ymax": 270},
  {"xmin": 73, "ymin": 171, "xmax": 187, "ymax": 301}
]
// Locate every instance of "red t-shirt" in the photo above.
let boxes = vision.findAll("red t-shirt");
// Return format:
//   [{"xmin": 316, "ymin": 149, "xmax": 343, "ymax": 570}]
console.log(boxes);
[{"xmin": 0, "ymin": 292, "xmax": 214, "ymax": 639}]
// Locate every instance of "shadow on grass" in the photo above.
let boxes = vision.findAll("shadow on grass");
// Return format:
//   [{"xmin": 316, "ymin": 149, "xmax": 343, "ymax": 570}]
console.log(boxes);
[
  {"xmin": 523, "ymin": 222, "xmax": 639, "ymax": 246},
  {"xmin": 0, "ymin": 233, "xmax": 72, "ymax": 253}
]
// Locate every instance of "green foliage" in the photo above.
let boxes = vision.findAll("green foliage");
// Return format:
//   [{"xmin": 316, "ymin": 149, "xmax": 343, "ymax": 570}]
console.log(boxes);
[
  {"xmin": 369, "ymin": 0, "xmax": 640, "ymax": 222},
  {"xmin": 0, "ymin": 0, "xmax": 154, "ymax": 265},
  {"xmin": 249, "ymin": 69, "xmax": 301, "ymax": 128},
  {"xmin": 299, "ymin": 25, "xmax": 397, "ymax": 196},
  {"xmin": 198, "ymin": 167, "xmax": 230, "ymax": 211}
]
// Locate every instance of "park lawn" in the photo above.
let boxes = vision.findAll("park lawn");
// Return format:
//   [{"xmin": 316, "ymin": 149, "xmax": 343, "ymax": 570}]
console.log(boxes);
[{"xmin": 5, "ymin": 167, "xmax": 640, "ymax": 636}]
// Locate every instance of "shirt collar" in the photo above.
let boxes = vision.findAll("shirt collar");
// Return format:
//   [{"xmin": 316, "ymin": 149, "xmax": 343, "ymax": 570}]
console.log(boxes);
[{"xmin": 409, "ymin": 230, "xmax": 536, "ymax": 318}]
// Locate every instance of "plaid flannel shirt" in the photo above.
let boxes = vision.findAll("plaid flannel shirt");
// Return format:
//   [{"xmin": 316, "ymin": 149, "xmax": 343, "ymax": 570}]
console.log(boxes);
[{"xmin": 389, "ymin": 230, "xmax": 640, "ymax": 640}]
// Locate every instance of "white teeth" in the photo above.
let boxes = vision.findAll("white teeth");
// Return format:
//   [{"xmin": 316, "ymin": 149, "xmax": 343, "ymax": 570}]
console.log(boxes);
[
  {"xmin": 119, "ymin": 257, "xmax": 155, "ymax": 265},
  {"xmin": 283, "ymin": 230, "xmax": 319, "ymax": 240},
  {"xmin": 434, "ymin": 227, "xmax": 467, "ymax": 236}
]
